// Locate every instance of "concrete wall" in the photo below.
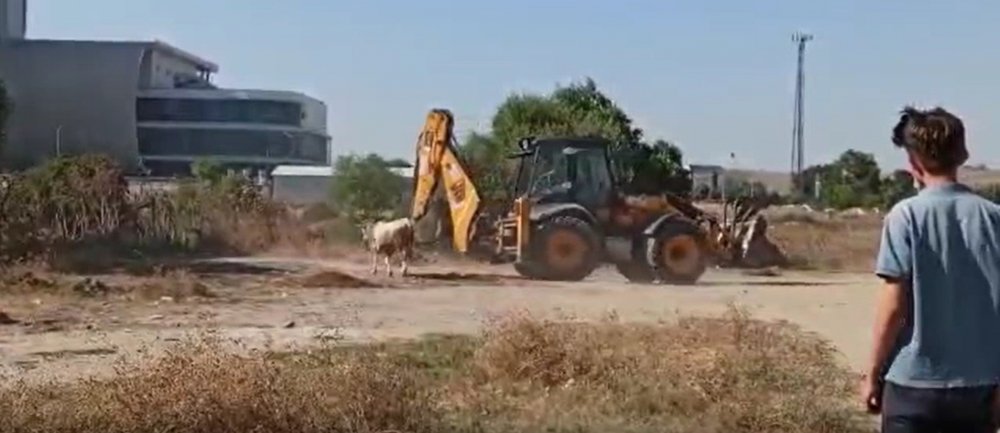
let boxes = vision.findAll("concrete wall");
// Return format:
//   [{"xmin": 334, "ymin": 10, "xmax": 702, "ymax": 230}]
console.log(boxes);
[
  {"xmin": 0, "ymin": 0, "xmax": 26, "ymax": 41},
  {"xmin": 0, "ymin": 40, "xmax": 146, "ymax": 170}
]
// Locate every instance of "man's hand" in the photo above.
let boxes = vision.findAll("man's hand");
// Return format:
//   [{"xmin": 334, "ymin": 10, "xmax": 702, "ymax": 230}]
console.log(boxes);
[
  {"xmin": 861, "ymin": 278, "xmax": 906, "ymax": 415},
  {"xmin": 859, "ymin": 374, "xmax": 883, "ymax": 414}
]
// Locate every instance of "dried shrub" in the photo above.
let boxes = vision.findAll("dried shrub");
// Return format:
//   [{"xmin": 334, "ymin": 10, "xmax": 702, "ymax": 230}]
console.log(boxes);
[
  {"xmin": 455, "ymin": 309, "xmax": 864, "ymax": 432},
  {"xmin": 0, "ymin": 312, "xmax": 868, "ymax": 433},
  {"xmin": 0, "ymin": 156, "xmax": 129, "ymax": 261},
  {"xmin": 769, "ymin": 215, "xmax": 882, "ymax": 272},
  {"xmin": 0, "ymin": 337, "xmax": 440, "ymax": 433},
  {"xmin": 0, "ymin": 156, "xmax": 314, "ymax": 269}
]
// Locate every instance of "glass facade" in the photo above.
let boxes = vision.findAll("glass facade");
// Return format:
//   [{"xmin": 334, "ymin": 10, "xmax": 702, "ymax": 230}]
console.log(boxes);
[
  {"xmin": 138, "ymin": 128, "xmax": 328, "ymax": 164},
  {"xmin": 135, "ymin": 96, "xmax": 329, "ymax": 175},
  {"xmin": 137, "ymin": 98, "xmax": 302, "ymax": 126}
]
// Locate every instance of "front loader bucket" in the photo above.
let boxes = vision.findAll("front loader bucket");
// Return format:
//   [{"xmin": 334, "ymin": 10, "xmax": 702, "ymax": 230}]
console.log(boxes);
[
  {"xmin": 719, "ymin": 198, "xmax": 787, "ymax": 269},
  {"xmin": 736, "ymin": 214, "xmax": 787, "ymax": 268}
]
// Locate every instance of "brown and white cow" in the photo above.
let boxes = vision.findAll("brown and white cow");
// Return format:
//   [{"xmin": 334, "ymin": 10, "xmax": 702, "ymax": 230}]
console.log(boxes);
[{"xmin": 360, "ymin": 218, "xmax": 415, "ymax": 277}]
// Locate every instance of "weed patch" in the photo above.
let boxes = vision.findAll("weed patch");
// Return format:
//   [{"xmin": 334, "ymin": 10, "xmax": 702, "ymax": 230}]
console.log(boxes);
[
  {"xmin": 769, "ymin": 215, "xmax": 881, "ymax": 272},
  {"xmin": 0, "ymin": 311, "xmax": 868, "ymax": 433}
]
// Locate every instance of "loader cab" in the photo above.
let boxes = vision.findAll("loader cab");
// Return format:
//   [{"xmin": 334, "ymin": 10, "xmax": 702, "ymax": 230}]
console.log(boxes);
[{"xmin": 512, "ymin": 137, "xmax": 616, "ymax": 214}]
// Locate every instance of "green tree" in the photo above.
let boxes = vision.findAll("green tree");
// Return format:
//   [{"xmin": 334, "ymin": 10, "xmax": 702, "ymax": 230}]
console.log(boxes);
[
  {"xmin": 330, "ymin": 153, "xmax": 406, "ymax": 221},
  {"xmin": 461, "ymin": 132, "xmax": 510, "ymax": 205},
  {"xmin": 550, "ymin": 77, "xmax": 643, "ymax": 145},
  {"xmin": 191, "ymin": 158, "xmax": 227, "ymax": 185},
  {"xmin": 836, "ymin": 150, "xmax": 882, "ymax": 195},
  {"xmin": 617, "ymin": 139, "xmax": 691, "ymax": 195},
  {"xmin": 469, "ymin": 78, "xmax": 688, "ymax": 200},
  {"xmin": 803, "ymin": 149, "xmax": 884, "ymax": 209},
  {"xmin": 881, "ymin": 169, "xmax": 917, "ymax": 209}
]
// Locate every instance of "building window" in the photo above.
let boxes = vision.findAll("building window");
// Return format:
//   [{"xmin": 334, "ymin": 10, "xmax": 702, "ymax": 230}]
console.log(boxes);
[
  {"xmin": 138, "ymin": 127, "xmax": 328, "ymax": 164},
  {"xmin": 137, "ymin": 98, "xmax": 303, "ymax": 126}
]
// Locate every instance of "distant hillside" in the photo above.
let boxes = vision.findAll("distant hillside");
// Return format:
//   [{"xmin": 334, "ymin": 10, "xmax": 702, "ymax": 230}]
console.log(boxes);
[{"xmin": 725, "ymin": 166, "xmax": 1000, "ymax": 195}]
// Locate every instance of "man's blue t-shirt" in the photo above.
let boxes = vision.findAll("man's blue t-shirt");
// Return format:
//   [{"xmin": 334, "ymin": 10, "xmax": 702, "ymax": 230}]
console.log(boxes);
[{"xmin": 876, "ymin": 183, "xmax": 1000, "ymax": 388}]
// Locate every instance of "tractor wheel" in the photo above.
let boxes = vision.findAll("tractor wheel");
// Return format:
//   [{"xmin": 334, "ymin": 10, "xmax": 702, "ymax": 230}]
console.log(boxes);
[
  {"xmin": 615, "ymin": 260, "xmax": 655, "ymax": 284},
  {"xmin": 647, "ymin": 220, "xmax": 708, "ymax": 285},
  {"xmin": 526, "ymin": 216, "xmax": 600, "ymax": 281}
]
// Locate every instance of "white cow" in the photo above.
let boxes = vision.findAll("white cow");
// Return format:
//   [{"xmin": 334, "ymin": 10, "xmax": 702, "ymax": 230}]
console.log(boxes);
[{"xmin": 360, "ymin": 218, "xmax": 415, "ymax": 277}]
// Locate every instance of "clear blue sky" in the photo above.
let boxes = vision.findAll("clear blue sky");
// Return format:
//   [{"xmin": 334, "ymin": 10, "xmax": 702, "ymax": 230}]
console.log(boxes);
[{"xmin": 27, "ymin": 0, "xmax": 1000, "ymax": 171}]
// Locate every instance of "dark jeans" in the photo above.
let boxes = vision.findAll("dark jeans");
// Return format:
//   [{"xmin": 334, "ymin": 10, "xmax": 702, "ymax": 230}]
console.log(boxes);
[{"xmin": 882, "ymin": 382, "xmax": 997, "ymax": 433}]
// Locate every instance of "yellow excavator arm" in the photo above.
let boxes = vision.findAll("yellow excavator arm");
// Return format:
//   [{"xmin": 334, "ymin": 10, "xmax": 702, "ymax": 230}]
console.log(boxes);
[{"xmin": 410, "ymin": 109, "xmax": 482, "ymax": 253}]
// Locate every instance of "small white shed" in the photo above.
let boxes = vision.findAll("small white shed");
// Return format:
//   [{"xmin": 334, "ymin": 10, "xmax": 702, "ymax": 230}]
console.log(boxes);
[{"xmin": 270, "ymin": 165, "xmax": 334, "ymax": 205}]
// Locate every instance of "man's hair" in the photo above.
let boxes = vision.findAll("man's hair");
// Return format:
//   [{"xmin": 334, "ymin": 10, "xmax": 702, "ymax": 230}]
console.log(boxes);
[{"xmin": 891, "ymin": 106, "xmax": 968, "ymax": 173}]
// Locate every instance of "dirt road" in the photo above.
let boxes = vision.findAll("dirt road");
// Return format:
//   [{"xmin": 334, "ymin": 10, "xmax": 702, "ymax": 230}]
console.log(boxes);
[{"xmin": 0, "ymin": 257, "xmax": 878, "ymax": 382}]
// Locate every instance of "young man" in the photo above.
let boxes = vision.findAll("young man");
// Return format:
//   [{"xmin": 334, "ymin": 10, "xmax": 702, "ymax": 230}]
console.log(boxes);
[{"xmin": 862, "ymin": 106, "xmax": 1000, "ymax": 432}]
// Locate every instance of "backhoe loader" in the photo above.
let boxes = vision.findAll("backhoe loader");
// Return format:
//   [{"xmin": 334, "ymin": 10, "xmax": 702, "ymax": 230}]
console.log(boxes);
[{"xmin": 410, "ymin": 109, "xmax": 775, "ymax": 284}]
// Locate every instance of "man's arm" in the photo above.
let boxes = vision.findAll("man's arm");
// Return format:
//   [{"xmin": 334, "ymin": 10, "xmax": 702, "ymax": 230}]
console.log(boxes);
[
  {"xmin": 866, "ymin": 278, "xmax": 907, "ymax": 380},
  {"xmin": 861, "ymin": 205, "xmax": 912, "ymax": 412}
]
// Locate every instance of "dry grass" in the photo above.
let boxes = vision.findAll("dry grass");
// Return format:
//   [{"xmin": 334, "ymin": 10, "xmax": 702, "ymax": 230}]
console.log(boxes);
[
  {"xmin": 0, "ymin": 336, "xmax": 439, "ymax": 433},
  {"xmin": 768, "ymin": 214, "xmax": 882, "ymax": 272},
  {"xmin": 0, "ymin": 310, "xmax": 869, "ymax": 433}
]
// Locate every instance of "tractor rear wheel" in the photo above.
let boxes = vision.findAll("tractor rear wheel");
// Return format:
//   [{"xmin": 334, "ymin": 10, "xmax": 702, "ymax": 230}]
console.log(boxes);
[
  {"xmin": 647, "ymin": 220, "xmax": 708, "ymax": 285},
  {"xmin": 523, "ymin": 216, "xmax": 600, "ymax": 281}
]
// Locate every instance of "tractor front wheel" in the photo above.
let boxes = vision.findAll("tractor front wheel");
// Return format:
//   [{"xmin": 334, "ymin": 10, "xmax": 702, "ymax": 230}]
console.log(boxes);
[
  {"xmin": 647, "ymin": 220, "xmax": 708, "ymax": 285},
  {"xmin": 522, "ymin": 216, "xmax": 600, "ymax": 281}
]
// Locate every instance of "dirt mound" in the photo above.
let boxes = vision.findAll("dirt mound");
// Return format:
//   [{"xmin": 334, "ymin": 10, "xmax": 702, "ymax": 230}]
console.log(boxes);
[
  {"xmin": 0, "ymin": 310, "xmax": 19, "ymax": 325},
  {"xmin": 297, "ymin": 271, "xmax": 381, "ymax": 289}
]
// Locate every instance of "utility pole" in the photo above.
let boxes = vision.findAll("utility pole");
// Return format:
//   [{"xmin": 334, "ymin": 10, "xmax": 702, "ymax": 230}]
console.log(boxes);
[{"xmin": 790, "ymin": 32, "xmax": 813, "ymax": 197}]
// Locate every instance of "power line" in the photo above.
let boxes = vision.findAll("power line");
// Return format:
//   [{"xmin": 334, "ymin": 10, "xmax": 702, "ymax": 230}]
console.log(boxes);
[{"xmin": 791, "ymin": 31, "xmax": 813, "ymax": 196}]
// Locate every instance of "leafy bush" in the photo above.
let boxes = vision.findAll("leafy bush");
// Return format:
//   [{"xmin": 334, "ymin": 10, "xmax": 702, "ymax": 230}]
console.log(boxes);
[
  {"xmin": 190, "ymin": 158, "xmax": 227, "ymax": 184},
  {"xmin": 329, "ymin": 153, "xmax": 407, "ymax": 222},
  {"xmin": 0, "ymin": 155, "xmax": 290, "ymax": 266}
]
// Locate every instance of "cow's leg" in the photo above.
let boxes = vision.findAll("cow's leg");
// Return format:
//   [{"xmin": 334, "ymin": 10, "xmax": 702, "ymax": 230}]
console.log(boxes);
[
  {"xmin": 385, "ymin": 254, "xmax": 394, "ymax": 277},
  {"xmin": 400, "ymin": 247, "xmax": 411, "ymax": 276},
  {"xmin": 370, "ymin": 251, "xmax": 378, "ymax": 275}
]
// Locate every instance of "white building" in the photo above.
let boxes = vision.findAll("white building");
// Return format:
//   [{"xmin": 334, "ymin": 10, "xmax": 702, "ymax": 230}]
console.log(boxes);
[{"xmin": 0, "ymin": 0, "xmax": 330, "ymax": 175}]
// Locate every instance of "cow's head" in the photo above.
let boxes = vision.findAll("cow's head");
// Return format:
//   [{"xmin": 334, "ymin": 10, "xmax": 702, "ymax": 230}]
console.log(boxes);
[{"xmin": 358, "ymin": 222, "xmax": 375, "ymax": 248}]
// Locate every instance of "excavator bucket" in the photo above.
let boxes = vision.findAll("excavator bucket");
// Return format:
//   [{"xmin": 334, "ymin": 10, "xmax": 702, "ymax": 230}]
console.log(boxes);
[{"xmin": 718, "ymin": 198, "xmax": 787, "ymax": 268}]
